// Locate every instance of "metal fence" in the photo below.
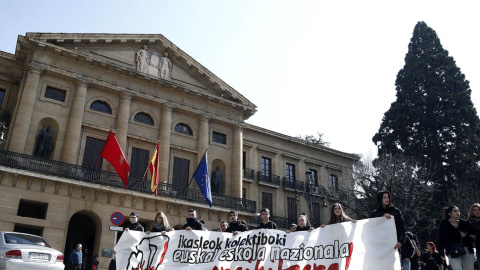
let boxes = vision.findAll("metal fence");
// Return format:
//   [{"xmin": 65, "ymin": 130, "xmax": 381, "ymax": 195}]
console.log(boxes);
[{"xmin": 0, "ymin": 150, "xmax": 256, "ymax": 212}]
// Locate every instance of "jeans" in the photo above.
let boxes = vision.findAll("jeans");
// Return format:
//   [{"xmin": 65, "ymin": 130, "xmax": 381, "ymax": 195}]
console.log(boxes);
[
  {"xmin": 447, "ymin": 247, "xmax": 475, "ymax": 270},
  {"xmin": 401, "ymin": 260, "xmax": 411, "ymax": 270}
]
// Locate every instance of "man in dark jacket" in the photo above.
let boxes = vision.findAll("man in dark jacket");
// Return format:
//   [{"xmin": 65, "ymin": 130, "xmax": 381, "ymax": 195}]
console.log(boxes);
[
  {"xmin": 127, "ymin": 212, "xmax": 144, "ymax": 232},
  {"xmin": 225, "ymin": 211, "xmax": 248, "ymax": 235},
  {"xmin": 182, "ymin": 209, "xmax": 206, "ymax": 231},
  {"xmin": 370, "ymin": 191, "xmax": 406, "ymax": 249}
]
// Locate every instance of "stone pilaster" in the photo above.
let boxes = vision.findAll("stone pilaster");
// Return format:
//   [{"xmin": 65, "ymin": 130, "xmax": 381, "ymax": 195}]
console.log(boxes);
[
  {"xmin": 61, "ymin": 80, "xmax": 89, "ymax": 164},
  {"xmin": 9, "ymin": 66, "xmax": 43, "ymax": 154},
  {"xmin": 115, "ymin": 94, "xmax": 131, "ymax": 151},
  {"xmin": 230, "ymin": 125, "xmax": 243, "ymax": 198},
  {"xmin": 158, "ymin": 106, "xmax": 172, "ymax": 183},
  {"xmin": 197, "ymin": 116, "xmax": 209, "ymax": 164}
]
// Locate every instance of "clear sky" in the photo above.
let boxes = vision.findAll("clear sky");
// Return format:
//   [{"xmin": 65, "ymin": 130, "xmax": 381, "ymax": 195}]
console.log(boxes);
[{"xmin": 1, "ymin": 1, "xmax": 479, "ymax": 158}]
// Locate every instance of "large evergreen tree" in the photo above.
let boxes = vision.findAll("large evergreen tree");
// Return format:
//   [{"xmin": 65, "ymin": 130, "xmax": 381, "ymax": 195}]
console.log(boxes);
[{"xmin": 372, "ymin": 21, "xmax": 480, "ymax": 204}]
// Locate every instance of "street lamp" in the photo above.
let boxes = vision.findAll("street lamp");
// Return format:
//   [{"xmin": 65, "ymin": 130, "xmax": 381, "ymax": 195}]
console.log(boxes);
[
  {"xmin": 305, "ymin": 171, "xmax": 314, "ymax": 225},
  {"xmin": 295, "ymin": 171, "xmax": 329, "ymax": 227}
]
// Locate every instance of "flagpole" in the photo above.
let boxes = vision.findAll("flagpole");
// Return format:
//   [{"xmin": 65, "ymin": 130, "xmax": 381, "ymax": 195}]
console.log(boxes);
[{"xmin": 188, "ymin": 148, "xmax": 208, "ymax": 187}]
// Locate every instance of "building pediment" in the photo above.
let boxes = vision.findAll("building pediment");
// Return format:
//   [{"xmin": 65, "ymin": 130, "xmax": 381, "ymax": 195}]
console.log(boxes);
[{"xmin": 17, "ymin": 33, "xmax": 256, "ymax": 117}]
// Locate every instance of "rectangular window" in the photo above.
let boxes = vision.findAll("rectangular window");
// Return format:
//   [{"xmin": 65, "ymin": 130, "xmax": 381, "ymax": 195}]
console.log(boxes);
[
  {"xmin": 212, "ymin": 131, "xmax": 226, "ymax": 144},
  {"xmin": 331, "ymin": 174, "xmax": 338, "ymax": 191},
  {"xmin": 130, "ymin": 148, "xmax": 150, "ymax": 179},
  {"xmin": 309, "ymin": 169, "xmax": 318, "ymax": 186},
  {"xmin": 0, "ymin": 89, "xmax": 5, "ymax": 108},
  {"xmin": 172, "ymin": 157, "xmax": 190, "ymax": 187},
  {"xmin": 286, "ymin": 163, "xmax": 295, "ymax": 181},
  {"xmin": 261, "ymin": 192, "xmax": 273, "ymax": 215},
  {"xmin": 82, "ymin": 136, "xmax": 105, "ymax": 169},
  {"xmin": 242, "ymin": 151, "xmax": 246, "ymax": 170},
  {"xmin": 17, "ymin": 200, "xmax": 48, "ymax": 219},
  {"xmin": 261, "ymin": 157, "xmax": 271, "ymax": 176},
  {"xmin": 287, "ymin": 197, "xmax": 297, "ymax": 222},
  {"xmin": 172, "ymin": 157, "xmax": 190, "ymax": 198},
  {"xmin": 45, "ymin": 86, "xmax": 66, "ymax": 102}
]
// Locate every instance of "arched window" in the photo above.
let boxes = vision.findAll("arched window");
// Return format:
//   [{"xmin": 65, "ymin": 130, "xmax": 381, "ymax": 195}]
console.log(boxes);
[
  {"xmin": 90, "ymin": 101, "xmax": 112, "ymax": 114},
  {"xmin": 174, "ymin": 123, "xmax": 193, "ymax": 135},
  {"xmin": 134, "ymin": 112, "xmax": 154, "ymax": 126}
]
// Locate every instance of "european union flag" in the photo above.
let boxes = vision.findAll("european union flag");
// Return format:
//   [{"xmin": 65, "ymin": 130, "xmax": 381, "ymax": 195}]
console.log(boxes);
[{"xmin": 192, "ymin": 153, "xmax": 212, "ymax": 207}]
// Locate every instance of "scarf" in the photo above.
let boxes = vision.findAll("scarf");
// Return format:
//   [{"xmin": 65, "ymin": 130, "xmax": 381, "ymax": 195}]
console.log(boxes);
[{"xmin": 153, "ymin": 222, "xmax": 165, "ymax": 231}]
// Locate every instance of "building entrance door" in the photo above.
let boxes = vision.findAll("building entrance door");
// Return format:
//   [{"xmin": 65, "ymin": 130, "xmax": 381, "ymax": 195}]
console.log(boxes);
[{"xmin": 64, "ymin": 212, "xmax": 96, "ymax": 269}]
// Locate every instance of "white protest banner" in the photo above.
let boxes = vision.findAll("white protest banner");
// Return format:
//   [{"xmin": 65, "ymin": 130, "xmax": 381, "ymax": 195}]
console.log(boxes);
[{"xmin": 114, "ymin": 217, "xmax": 400, "ymax": 270}]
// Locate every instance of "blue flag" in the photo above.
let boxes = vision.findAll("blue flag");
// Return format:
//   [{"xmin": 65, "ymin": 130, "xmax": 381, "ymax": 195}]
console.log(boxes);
[{"xmin": 192, "ymin": 153, "xmax": 212, "ymax": 207}]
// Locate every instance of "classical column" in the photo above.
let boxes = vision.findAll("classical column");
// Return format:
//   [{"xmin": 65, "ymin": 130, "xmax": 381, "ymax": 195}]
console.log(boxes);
[
  {"xmin": 197, "ymin": 116, "xmax": 209, "ymax": 164},
  {"xmin": 115, "ymin": 94, "xmax": 131, "ymax": 151},
  {"xmin": 230, "ymin": 125, "xmax": 243, "ymax": 198},
  {"xmin": 9, "ymin": 66, "xmax": 43, "ymax": 154},
  {"xmin": 61, "ymin": 80, "xmax": 89, "ymax": 164},
  {"xmin": 158, "ymin": 106, "xmax": 172, "ymax": 183}
]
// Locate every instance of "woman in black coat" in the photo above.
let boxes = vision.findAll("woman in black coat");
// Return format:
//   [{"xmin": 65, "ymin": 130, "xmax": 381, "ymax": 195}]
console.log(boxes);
[
  {"xmin": 467, "ymin": 203, "xmax": 480, "ymax": 267},
  {"xmin": 438, "ymin": 205, "xmax": 475, "ymax": 270}
]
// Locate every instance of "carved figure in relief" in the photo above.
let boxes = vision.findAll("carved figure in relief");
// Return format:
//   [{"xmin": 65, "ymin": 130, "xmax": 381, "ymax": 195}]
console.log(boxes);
[
  {"xmin": 136, "ymin": 45, "xmax": 149, "ymax": 73},
  {"xmin": 159, "ymin": 52, "xmax": 172, "ymax": 80}
]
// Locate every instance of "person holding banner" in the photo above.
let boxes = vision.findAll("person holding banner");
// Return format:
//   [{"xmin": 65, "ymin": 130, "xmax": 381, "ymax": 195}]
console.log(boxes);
[
  {"xmin": 126, "ymin": 212, "xmax": 144, "ymax": 232},
  {"xmin": 225, "ymin": 211, "xmax": 248, "ymax": 235},
  {"xmin": 183, "ymin": 209, "xmax": 206, "ymax": 231},
  {"xmin": 287, "ymin": 214, "xmax": 314, "ymax": 232},
  {"xmin": 147, "ymin": 211, "xmax": 174, "ymax": 234},
  {"xmin": 219, "ymin": 221, "xmax": 229, "ymax": 232},
  {"xmin": 438, "ymin": 205, "xmax": 475, "ymax": 270},
  {"xmin": 370, "ymin": 191, "xmax": 406, "ymax": 250},
  {"xmin": 256, "ymin": 208, "xmax": 277, "ymax": 229},
  {"xmin": 320, "ymin": 203, "xmax": 356, "ymax": 227}
]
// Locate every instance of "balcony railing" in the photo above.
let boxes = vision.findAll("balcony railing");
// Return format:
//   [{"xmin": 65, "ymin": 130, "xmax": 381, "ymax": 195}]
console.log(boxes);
[
  {"xmin": 282, "ymin": 178, "xmax": 304, "ymax": 190},
  {"xmin": 0, "ymin": 150, "xmax": 256, "ymax": 212},
  {"xmin": 243, "ymin": 168, "xmax": 255, "ymax": 180},
  {"xmin": 306, "ymin": 184, "xmax": 327, "ymax": 196},
  {"xmin": 256, "ymin": 172, "xmax": 280, "ymax": 186}
]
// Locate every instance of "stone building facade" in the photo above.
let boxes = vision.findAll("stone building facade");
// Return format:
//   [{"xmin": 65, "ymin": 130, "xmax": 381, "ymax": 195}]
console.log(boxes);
[{"xmin": 0, "ymin": 33, "xmax": 359, "ymax": 269}]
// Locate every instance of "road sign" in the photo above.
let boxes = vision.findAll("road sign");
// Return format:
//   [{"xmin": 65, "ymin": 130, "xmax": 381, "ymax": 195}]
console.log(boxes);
[
  {"xmin": 109, "ymin": 225, "xmax": 124, "ymax": 232},
  {"xmin": 110, "ymin": 212, "xmax": 125, "ymax": 226}
]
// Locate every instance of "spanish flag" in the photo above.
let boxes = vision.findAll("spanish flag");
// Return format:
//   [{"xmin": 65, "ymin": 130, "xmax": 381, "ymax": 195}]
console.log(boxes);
[{"xmin": 149, "ymin": 142, "xmax": 160, "ymax": 195}]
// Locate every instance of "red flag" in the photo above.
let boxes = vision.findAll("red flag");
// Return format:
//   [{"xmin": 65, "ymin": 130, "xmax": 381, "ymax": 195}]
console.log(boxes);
[
  {"xmin": 148, "ymin": 142, "xmax": 160, "ymax": 195},
  {"xmin": 100, "ymin": 131, "xmax": 130, "ymax": 188}
]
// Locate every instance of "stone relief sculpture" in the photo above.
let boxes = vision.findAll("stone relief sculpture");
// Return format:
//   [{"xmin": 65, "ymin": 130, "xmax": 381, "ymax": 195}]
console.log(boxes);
[
  {"xmin": 136, "ymin": 45, "xmax": 149, "ymax": 73},
  {"xmin": 135, "ymin": 46, "xmax": 172, "ymax": 80},
  {"xmin": 159, "ymin": 52, "xmax": 172, "ymax": 80}
]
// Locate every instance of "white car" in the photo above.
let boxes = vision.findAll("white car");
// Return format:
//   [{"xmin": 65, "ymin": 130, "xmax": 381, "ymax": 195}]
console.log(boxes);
[{"xmin": 0, "ymin": 231, "xmax": 64, "ymax": 270}]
